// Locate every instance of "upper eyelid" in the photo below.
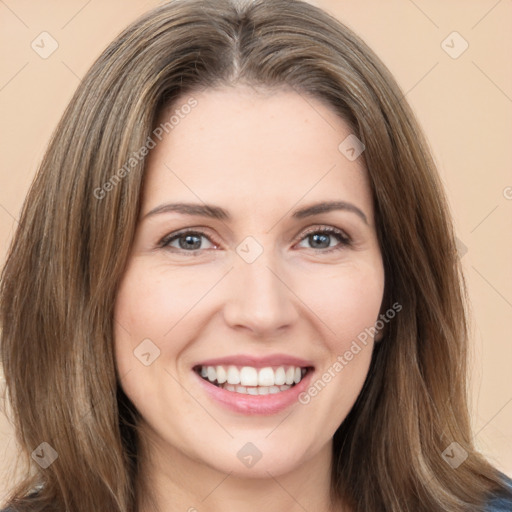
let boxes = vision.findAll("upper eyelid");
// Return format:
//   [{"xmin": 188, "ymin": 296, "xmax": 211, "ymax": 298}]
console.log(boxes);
[
  {"xmin": 160, "ymin": 228, "xmax": 217, "ymax": 246},
  {"xmin": 299, "ymin": 225, "xmax": 350, "ymax": 240}
]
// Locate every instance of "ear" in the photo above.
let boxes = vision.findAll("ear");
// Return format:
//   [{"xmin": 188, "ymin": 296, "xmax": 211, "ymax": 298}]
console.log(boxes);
[
  {"xmin": 373, "ymin": 301, "xmax": 388, "ymax": 342},
  {"xmin": 374, "ymin": 327, "xmax": 385, "ymax": 342}
]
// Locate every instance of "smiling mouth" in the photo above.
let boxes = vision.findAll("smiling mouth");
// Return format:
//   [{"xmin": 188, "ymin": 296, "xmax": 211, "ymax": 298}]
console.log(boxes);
[{"xmin": 193, "ymin": 364, "xmax": 313, "ymax": 395}]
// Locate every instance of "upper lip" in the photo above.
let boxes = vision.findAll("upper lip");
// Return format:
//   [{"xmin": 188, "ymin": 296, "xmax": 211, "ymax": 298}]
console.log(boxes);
[{"xmin": 193, "ymin": 353, "xmax": 315, "ymax": 369}]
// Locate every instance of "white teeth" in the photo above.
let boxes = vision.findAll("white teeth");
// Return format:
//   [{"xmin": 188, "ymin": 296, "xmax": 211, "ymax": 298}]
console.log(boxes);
[
  {"xmin": 207, "ymin": 366, "xmax": 217, "ymax": 382},
  {"xmin": 240, "ymin": 367, "xmax": 258, "ymax": 387},
  {"xmin": 216, "ymin": 365, "xmax": 227, "ymax": 384},
  {"xmin": 258, "ymin": 367, "xmax": 275, "ymax": 386},
  {"xmin": 198, "ymin": 364, "xmax": 309, "ymax": 392},
  {"xmin": 226, "ymin": 365, "xmax": 240, "ymax": 385},
  {"xmin": 274, "ymin": 367, "xmax": 286, "ymax": 385}
]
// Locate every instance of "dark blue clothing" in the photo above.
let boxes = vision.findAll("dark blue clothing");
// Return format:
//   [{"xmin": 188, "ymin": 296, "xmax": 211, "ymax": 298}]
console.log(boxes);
[{"xmin": 487, "ymin": 472, "xmax": 512, "ymax": 511}]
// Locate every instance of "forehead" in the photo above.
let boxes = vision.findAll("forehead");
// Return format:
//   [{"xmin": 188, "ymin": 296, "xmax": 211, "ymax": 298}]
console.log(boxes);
[{"xmin": 142, "ymin": 85, "xmax": 373, "ymax": 223}]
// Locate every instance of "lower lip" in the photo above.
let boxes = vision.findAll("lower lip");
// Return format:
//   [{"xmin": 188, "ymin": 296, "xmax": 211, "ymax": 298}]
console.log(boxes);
[{"xmin": 193, "ymin": 368, "xmax": 315, "ymax": 415}]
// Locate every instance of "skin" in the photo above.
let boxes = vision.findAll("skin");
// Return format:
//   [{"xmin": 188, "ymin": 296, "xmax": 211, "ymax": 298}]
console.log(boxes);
[{"xmin": 113, "ymin": 85, "xmax": 385, "ymax": 512}]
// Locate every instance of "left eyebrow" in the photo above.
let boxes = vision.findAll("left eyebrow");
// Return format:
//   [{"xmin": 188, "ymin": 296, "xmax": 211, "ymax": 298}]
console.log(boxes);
[
  {"xmin": 142, "ymin": 200, "xmax": 368, "ymax": 225},
  {"xmin": 292, "ymin": 200, "xmax": 368, "ymax": 225}
]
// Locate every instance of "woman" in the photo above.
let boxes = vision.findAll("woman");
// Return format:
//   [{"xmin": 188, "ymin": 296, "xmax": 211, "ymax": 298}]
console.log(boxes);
[{"xmin": 1, "ymin": 0, "xmax": 511, "ymax": 510}]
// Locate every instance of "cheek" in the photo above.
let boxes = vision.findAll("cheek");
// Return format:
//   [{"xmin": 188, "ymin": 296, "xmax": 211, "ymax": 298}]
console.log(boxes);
[
  {"xmin": 112, "ymin": 265, "xmax": 193, "ymax": 410},
  {"xmin": 112, "ymin": 262, "xmax": 225, "ymax": 404},
  {"xmin": 114, "ymin": 264, "xmax": 204, "ymax": 349},
  {"xmin": 113, "ymin": 265, "xmax": 177, "ymax": 384},
  {"xmin": 295, "ymin": 266, "xmax": 383, "ymax": 429},
  {"xmin": 302, "ymin": 261, "xmax": 384, "ymax": 348}
]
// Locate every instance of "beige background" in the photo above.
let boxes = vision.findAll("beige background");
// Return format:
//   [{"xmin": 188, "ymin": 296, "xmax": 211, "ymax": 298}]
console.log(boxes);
[{"xmin": 1, "ymin": 0, "xmax": 511, "ymax": 500}]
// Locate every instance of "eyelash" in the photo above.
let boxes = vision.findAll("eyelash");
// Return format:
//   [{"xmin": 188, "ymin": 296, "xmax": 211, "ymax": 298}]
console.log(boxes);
[{"xmin": 158, "ymin": 225, "xmax": 352, "ymax": 255}]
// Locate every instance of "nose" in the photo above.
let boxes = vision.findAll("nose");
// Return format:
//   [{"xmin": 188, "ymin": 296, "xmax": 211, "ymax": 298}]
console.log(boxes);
[{"xmin": 222, "ymin": 247, "xmax": 299, "ymax": 337}]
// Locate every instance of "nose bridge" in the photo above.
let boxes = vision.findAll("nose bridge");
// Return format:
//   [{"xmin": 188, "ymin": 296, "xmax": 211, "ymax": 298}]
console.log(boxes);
[{"xmin": 222, "ymin": 239, "xmax": 297, "ymax": 335}]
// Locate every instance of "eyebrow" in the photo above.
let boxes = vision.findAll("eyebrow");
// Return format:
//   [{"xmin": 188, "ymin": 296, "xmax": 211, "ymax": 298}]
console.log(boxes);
[{"xmin": 143, "ymin": 200, "xmax": 368, "ymax": 224}]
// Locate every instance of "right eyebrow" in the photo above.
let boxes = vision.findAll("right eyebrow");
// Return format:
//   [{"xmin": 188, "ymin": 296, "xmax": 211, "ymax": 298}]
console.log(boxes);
[{"xmin": 142, "ymin": 202, "xmax": 230, "ymax": 221}]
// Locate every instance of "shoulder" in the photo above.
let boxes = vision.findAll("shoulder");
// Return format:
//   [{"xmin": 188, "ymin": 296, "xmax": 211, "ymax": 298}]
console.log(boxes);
[
  {"xmin": 485, "ymin": 472, "xmax": 512, "ymax": 511},
  {"xmin": 486, "ymin": 496, "xmax": 512, "ymax": 511},
  {"xmin": 0, "ymin": 505, "xmax": 17, "ymax": 512},
  {"xmin": 0, "ymin": 486, "xmax": 44, "ymax": 512}
]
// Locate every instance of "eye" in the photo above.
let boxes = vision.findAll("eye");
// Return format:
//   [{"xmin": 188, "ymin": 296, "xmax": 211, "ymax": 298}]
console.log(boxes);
[
  {"xmin": 159, "ymin": 230, "xmax": 217, "ymax": 253},
  {"xmin": 296, "ymin": 226, "xmax": 351, "ymax": 253},
  {"xmin": 158, "ymin": 226, "xmax": 351, "ymax": 255}
]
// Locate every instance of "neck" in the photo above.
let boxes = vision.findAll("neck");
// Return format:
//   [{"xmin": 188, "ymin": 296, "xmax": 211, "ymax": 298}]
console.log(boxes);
[{"xmin": 135, "ymin": 427, "xmax": 344, "ymax": 512}]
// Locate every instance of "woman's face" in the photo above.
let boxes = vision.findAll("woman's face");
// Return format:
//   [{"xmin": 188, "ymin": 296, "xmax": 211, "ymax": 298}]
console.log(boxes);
[{"xmin": 114, "ymin": 85, "xmax": 385, "ymax": 479}]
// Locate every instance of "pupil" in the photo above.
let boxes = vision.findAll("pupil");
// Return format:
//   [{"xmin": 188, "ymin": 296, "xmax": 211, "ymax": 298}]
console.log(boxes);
[
  {"xmin": 311, "ymin": 233, "xmax": 329, "ymax": 249},
  {"xmin": 180, "ymin": 235, "xmax": 201, "ymax": 250}
]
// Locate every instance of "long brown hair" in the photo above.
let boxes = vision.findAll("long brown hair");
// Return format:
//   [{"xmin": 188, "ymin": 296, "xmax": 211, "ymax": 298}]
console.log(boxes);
[{"xmin": 1, "ymin": 0, "xmax": 509, "ymax": 510}]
